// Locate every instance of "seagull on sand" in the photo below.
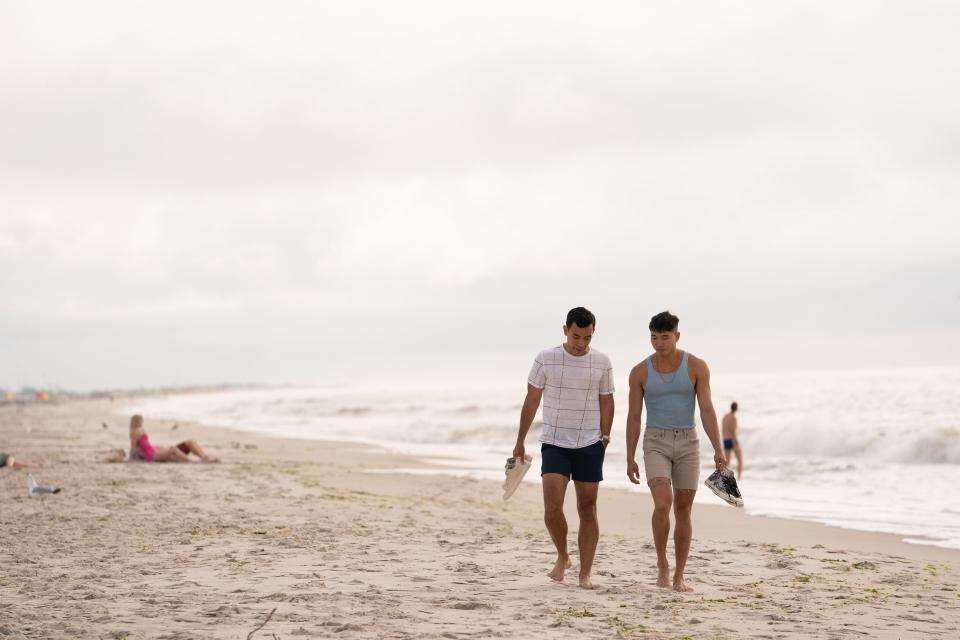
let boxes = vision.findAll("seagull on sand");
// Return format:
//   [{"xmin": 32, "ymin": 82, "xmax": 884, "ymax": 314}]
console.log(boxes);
[{"xmin": 28, "ymin": 474, "xmax": 61, "ymax": 496}]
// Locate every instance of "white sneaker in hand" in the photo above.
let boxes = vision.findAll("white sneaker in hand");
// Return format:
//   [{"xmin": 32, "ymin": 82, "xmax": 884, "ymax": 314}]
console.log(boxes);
[{"xmin": 502, "ymin": 454, "xmax": 532, "ymax": 501}]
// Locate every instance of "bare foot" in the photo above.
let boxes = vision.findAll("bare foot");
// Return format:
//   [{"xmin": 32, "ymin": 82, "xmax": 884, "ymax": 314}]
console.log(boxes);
[
  {"xmin": 548, "ymin": 556, "xmax": 572, "ymax": 582},
  {"xmin": 657, "ymin": 565, "xmax": 671, "ymax": 588},
  {"xmin": 201, "ymin": 456, "xmax": 220, "ymax": 463},
  {"xmin": 578, "ymin": 575, "xmax": 600, "ymax": 590},
  {"xmin": 673, "ymin": 575, "xmax": 694, "ymax": 592}
]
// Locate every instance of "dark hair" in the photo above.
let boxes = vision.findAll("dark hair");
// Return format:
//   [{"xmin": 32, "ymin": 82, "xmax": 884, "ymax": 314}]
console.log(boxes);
[
  {"xmin": 565, "ymin": 307, "xmax": 596, "ymax": 329},
  {"xmin": 649, "ymin": 310, "xmax": 679, "ymax": 332},
  {"xmin": 731, "ymin": 402, "xmax": 738, "ymax": 412}
]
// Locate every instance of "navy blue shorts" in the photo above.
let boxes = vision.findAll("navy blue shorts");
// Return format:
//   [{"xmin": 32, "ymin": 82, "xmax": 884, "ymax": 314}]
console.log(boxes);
[{"xmin": 541, "ymin": 441, "xmax": 605, "ymax": 482}]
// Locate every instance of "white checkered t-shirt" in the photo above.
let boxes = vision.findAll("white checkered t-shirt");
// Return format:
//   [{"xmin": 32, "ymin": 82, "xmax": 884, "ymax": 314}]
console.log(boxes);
[{"xmin": 527, "ymin": 345, "xmax": 615, "ymax": 449}]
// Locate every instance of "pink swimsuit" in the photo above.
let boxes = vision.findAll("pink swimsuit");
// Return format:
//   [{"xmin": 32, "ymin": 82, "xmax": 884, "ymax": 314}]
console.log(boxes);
[{"xmin": 137, "ymin": 433, "xmax": 157, "ymax": 461}]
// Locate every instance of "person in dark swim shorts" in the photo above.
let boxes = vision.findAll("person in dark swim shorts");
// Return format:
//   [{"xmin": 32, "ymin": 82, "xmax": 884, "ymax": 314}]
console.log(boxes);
[
  {"xmin": 721, "ymin": 402, "xmax": 743, "ymax": 479},
  {"xmin": 511, "ymin": 307, "xmax": 615, "ymax": 590}
]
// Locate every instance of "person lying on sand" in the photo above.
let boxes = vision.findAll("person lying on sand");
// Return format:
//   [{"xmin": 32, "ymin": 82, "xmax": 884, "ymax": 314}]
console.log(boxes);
[
  {"xmin": 0, "ymin": 452, "xmax": 30, "ymax": 470},
  {"xmin": 128, "ymin": 414, "xmax": 219, "ymax": 463}
]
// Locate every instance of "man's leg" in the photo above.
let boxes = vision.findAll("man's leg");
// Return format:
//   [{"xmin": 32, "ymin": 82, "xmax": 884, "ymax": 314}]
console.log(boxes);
[
  {"xmin": 573, "ymin": 480, "xmax": 600, "ymax": 589},
  {"xmin": 733, "ymin": 444, "xmax": 744, "ymax": 479},
  {"xmin": 672, "ymin": 488, "xmax": 696, "ymax": 592},
  {"xmin": 542, "ymin": 473, "xmax": 571, "ymax": 581},
  {"xmin": 648, "ymin": 478, "xmax": 673, "ymax": 588}
]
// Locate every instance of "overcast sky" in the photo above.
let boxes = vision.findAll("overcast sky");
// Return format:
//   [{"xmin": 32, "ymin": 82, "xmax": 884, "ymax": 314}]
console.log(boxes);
[{"xmin": 2, "ymin": 1, "xmax": 958, "ymax": 391}]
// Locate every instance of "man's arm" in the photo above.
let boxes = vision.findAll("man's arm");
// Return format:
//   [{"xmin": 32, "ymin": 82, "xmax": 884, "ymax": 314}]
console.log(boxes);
[
  {"xmin": 626, "ymin": 364, "xmax": 645, "ymax": 484},
  {"xmin": 691, "ymin": 357, "xmax": 727, "ymax": 469},
  {"xmin": 599, "ymin": 393, "xmax": 614, "ymax": 448},
  {"xmin": 129, "ymin": 428, "xmax": 140, "ymax": 461},
  {"xmin": 513, "ymin": 384, "xmax": 543, "ymax": 461}
]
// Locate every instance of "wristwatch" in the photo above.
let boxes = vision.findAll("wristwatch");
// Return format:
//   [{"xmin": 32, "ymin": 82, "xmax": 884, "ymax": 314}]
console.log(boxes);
[{"xmin": 600, "ymin": 435, "xmax": 610, "ymax": 443}]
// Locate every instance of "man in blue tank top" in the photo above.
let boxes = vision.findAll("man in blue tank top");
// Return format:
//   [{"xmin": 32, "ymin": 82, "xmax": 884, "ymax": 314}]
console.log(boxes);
[{"xmin": 625, "ymin": 310, "xmax": 726, "ymax": 592}]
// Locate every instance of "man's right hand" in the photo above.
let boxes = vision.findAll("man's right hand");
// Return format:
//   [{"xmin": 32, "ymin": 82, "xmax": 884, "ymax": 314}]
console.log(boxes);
[
  {"xmin": 512, "ymin": 443, "xmax": 525, "ymax": 461},
  {"xmin": 627, "ymin": 460, "xmax": 641, "ymax": 484}
]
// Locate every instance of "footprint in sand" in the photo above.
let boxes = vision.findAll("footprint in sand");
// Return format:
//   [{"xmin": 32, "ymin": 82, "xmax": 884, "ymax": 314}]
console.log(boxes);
[{"xmin": 450, "ymin": 601, "xmax": 494, "ymax": 610}]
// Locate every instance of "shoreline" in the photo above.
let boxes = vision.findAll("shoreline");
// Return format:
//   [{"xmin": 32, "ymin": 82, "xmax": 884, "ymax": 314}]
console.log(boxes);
[
  {"xmin": 1, "ymin": 397, "xmax": 958, "ymax": 639},
  {"xmin": 121, "ymin": 389, "xmax": 960, "ymax": 554},
  {"xmin": 126, "ymin": 406, "xmax": 960, "ymax": 563}
]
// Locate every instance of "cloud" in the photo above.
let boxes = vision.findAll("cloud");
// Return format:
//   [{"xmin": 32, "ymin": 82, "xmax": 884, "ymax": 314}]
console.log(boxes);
[
  {"xmin": 3, "ymin": 1, "xmax": 959, "ymax": 189},
  {"xmin": 1, "ymin": 1, "xmax": 959, "ymax": 389}
]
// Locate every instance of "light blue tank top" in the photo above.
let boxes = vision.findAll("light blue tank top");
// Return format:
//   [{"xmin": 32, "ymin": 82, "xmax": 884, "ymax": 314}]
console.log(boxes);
[{"xmin": 645, "ymin": 351, "xmax": 696, "ymax": 429}]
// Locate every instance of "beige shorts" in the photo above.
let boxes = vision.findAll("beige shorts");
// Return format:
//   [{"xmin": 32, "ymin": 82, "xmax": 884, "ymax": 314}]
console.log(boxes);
[{"xmin": 643, "ymin": 427, "xmax": 701, "ymax": 490}]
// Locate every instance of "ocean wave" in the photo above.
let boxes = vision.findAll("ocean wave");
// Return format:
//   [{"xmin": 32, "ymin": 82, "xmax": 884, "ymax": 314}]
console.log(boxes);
[
  {"xmin": 129, "ymin": 376, "xmax": 960, "ymax": 466},
  {"xmin": 741, "ymin": 425, "xmax": 960, "ymax": 465},
  {"xmin": 899, "ymin": 429, "xmax": 960, "ymax": 465},
  {"xmin": 335, "ymin": 406, "xmax": 372, "ymax": 416}
]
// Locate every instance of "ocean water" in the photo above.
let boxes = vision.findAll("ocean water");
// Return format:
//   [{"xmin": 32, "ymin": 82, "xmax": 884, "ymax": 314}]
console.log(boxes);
[{"xmin": 127, "ymin": 367, "xmax": 960, "ymax": 549}]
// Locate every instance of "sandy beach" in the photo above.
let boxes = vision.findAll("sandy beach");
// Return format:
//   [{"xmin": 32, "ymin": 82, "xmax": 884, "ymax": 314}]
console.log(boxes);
[{"xmin": 1, "ymin": 397, "xmax": 958, "ymax": 640}]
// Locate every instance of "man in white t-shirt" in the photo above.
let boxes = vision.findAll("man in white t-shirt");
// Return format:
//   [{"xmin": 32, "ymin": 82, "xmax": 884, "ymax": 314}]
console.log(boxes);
[{"xmin": 512, "ymin": 307, "xmax": 615, "ymax": 589}]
